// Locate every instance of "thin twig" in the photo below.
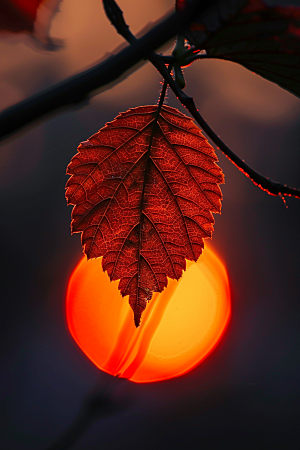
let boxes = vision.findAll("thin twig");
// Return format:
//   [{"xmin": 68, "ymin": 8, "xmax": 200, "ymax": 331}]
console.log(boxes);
[{"xmin": 103, "ymin": 0, "xmax": 300, "ymax": 200}]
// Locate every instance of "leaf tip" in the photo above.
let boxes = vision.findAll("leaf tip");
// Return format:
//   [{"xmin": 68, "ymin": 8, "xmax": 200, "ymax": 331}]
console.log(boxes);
[{"xmin": 134, "ymin": 313, "xmax": 142, "ymax": 328}]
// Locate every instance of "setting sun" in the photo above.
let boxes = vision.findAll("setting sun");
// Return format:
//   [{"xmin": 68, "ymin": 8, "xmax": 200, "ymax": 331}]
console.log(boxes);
[{"xmin": 66, "ymin": 245, "xmax": 230, "ymax": 383}]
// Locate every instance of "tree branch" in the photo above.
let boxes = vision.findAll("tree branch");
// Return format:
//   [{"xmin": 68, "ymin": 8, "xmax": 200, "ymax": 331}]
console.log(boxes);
[
  {"xmin": 45, "ymin": 377, "xmax": 129, "ymax": 450},
  {"xmin": 103, "ymin": 0, "xmax": 300, "ymax": 200},
  {"xmin": 177, "ymin": 99, "xmax": 300, "ymax": 199},
  {"xmin": 46, "ymin": 392, "xmax": 113, "ymax": 450},
  {"xmin": 0, "ymin": 0, "xmax": 213, "ymax": 142}
]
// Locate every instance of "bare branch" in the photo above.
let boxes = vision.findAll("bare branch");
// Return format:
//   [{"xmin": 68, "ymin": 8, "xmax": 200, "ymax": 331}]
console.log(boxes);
[
  {"xmin": 177, "ymin": 98, "xmax": 300, "ymax": 199},
  {"xmin": 103, "ymin": 0, "xmax": 300, "ymax": 200},
  {"xmin": 45, "ymin": 377, "xmax": 129, "ymax": 450},
  {"xmin": 0, "ymin": 0, "xmax": 213, "ymax": 142}
]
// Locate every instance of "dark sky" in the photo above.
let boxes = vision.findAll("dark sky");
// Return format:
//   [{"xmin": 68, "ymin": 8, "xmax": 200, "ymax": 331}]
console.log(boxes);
[{"xmin": 1, "ymin": 1, "xmax": 300, "ymax": 449}]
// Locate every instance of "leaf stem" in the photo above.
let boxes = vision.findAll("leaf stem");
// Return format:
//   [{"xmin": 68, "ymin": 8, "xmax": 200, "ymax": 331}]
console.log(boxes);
[{"xmin": 158, "ymin": 65, "xmax": 172, "ymax": 110}]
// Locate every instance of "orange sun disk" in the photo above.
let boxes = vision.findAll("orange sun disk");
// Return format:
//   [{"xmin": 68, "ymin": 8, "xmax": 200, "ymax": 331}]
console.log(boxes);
[{"xmin": 66, "ymin": 245, "xmax": 231, "ymax": 383}]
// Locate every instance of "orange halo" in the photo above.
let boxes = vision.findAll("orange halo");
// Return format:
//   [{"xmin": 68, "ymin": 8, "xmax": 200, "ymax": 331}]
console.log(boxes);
[{"xmin": 66, "ymin": 245, "xmax": 231, "ymax": 383}]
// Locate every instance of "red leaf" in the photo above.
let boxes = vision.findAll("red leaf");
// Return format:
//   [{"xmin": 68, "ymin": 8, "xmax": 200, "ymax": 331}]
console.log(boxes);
[
  {"xmin": 66, "ymin": 105, "xmax": 224, "ymax": 326},
  {"xmin": 0, "ymin": 0, "xmax": 39, "ymax": 32},
  {"xmin": 0, "ymin": 0, "xmax": 61, "ymax": 47}
]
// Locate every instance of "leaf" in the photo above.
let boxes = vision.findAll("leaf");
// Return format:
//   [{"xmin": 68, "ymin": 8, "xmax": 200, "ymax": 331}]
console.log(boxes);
[
  {"xmin": 0, "ymin": 0, "xmax": 62, "ymax": 48},
  {"xmin": 66, "ymin": 105, "xmax": 224, "ymax": 327},
  {"xmin": 0, "ymin": 0, "xmax": 39, "ymax": 33},
  {"xmin": 177, "ymin": 0, "xmax": 300, "ymax": 98}
]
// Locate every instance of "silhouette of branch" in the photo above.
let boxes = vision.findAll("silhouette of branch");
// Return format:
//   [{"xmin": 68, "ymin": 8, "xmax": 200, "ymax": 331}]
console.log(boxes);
[
  {"xmin": 45, "ymin": 377, "xmax": 129, "ymax": 450},
  {"xmin": 46, "ymin": 393, "xmax": 111, "ymax": 450},
  {"xmin": 0, "ymin": 0, "xmax": 213, "ymax": 142},
  {"xmin": 103, "ymin": 0, "xmax": 300, "ymax": 200}
]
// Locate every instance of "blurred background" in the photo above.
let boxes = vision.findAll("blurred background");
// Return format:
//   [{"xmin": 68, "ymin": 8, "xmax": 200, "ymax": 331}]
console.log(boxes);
[{"xmin": 1, "ymin": 0, "xmax": 300, "ymax": 448}]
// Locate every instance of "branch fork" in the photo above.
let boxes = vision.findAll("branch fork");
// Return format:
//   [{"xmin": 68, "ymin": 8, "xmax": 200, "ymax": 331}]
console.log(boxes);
[{"xmin": 103, "ymin": 0, "xmax": 300, "ymax": 200}]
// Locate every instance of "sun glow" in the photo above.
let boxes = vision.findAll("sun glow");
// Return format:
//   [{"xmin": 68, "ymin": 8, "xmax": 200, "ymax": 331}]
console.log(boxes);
[{"xmin": 66, "ymin": 245, "xmax": 231, "ymax": 383}]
